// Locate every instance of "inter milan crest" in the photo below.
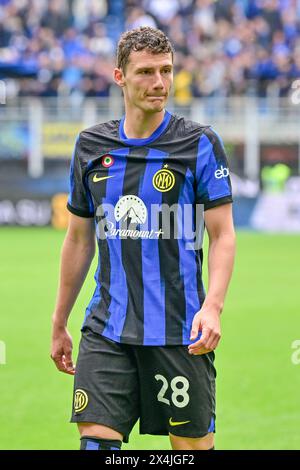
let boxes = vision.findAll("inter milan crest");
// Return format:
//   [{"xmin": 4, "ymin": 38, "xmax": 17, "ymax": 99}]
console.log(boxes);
[
  {"xmin": 152, "ymin": 164, "xmax": 175, "ymax": 192},
  {"xmin": 74, "ymin": 389, "xmax": 89, "ymax": 413},
  {"xmin": 101, "ymin": 155, "xmax": 114, "ymax": 168}
]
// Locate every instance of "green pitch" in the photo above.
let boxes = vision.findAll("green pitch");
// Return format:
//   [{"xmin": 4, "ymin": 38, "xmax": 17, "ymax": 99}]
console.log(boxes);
[{"xmin": 0, "ymin": 228, "xmax": 299, "ymax": 450}]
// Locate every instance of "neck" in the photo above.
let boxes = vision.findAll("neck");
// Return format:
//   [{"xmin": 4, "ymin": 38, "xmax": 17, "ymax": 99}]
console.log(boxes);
[{"xmin": 123, "ymin": 106, "xmax": 165, "ymax": 139}]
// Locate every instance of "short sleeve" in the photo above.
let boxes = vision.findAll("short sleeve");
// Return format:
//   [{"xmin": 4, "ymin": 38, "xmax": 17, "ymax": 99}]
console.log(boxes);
[
  {"xmin": 195, "ymin": 127, "xmax": 233, "ymax": 210},
  {"xmin": 66, "ymin": 135, "xmax": 94, "ymax": 218}
]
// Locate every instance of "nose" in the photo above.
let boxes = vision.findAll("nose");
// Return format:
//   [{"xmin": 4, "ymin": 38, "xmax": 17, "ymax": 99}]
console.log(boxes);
[{"xmin": 153, "ymin": 72, "xmax": 164, "ymax": 89}]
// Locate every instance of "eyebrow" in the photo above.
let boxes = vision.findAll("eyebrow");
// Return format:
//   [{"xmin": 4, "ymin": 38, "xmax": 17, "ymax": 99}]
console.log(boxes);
[{"xmin": 135, "ymin": 65, "xmax": 173, "ymax": 72}]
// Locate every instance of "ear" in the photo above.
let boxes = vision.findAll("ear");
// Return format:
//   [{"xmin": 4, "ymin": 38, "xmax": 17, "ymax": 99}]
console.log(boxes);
[{"xmin": 114, "ymin": 68, "xmax": 125, "ymax": 87}]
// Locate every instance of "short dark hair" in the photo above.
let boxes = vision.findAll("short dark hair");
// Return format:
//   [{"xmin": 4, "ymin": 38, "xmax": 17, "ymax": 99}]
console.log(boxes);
[{"xmin": 117, "ymin": 26, "xmax": 174, "ymax": 72}]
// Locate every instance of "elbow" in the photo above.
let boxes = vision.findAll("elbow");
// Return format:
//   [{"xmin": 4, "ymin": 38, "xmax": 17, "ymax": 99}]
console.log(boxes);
[
  {"xmin": 225, "ymin": 230, "xmax": 236, "ymax": 256},
  {"xmin": 210, "ymin": 229, "xmax": 236, "ymax": 259}
]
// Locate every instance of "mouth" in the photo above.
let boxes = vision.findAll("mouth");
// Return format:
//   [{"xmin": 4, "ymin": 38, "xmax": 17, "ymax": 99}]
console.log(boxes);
[{"xmin": 147, "ymin": 96, "xmax": 165, "ymax": 100}]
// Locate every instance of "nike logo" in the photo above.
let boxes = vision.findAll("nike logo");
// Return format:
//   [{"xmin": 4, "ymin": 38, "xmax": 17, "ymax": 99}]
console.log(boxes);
[
  {"xmin": 93, "ymin": 174, "xmax": 114, "ymax": 183},
  {"xmin": 169, "ymin": 418, "xmax": 191, "ymax": 427}
]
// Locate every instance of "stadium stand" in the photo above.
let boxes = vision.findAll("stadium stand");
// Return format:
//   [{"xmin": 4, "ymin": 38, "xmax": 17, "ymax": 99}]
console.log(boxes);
[{"xmin": 0, "ymin": 0, "xmax": 299, "ymax": 99}]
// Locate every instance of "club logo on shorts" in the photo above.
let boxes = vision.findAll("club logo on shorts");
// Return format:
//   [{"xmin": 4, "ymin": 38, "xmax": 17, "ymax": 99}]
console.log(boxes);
[
  {"xmin": 152, "ymin": 165, "xmax": 175, "ymax": 192},
  {"xmin": 74, "ymin": 389, "xmax": 88, "ymax": 413},
  {"xmin": 101, "ymin": 155, "xmax": 114, "ymax": 168}
]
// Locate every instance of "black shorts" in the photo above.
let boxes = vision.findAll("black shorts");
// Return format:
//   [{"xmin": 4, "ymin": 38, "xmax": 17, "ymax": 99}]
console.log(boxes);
[{"xmin": 71, "ymin": 328, "xmax": 216, "ymax": 443}]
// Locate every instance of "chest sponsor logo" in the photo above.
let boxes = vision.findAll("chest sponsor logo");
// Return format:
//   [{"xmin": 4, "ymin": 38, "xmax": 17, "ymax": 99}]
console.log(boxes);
[
  {"xmin": 114, "ymin": 195, "xmax": 147, "ymax": 224},
  {"xmin": 95, "ymin": 195, "xmax": 205, "ymax": 247},
  {"xmin": 215, "ymin": 165, "xmax": 229, "ymax": 179},
  {"xmin": 96, "ymin": 195, "xmax": 164, "ymax": 240},
  {"xmin": 153, "ymin": 165, "xmax": 175, "ymax": 192}
]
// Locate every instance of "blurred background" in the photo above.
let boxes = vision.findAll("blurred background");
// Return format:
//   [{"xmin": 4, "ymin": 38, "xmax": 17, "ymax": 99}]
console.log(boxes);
[{"xmin": 0, "ymin": 0, "xmax": 300, "ymax": 450}]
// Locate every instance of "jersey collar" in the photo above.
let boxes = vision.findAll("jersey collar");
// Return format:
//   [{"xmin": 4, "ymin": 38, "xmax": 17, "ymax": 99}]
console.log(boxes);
[{"xmin": 119, "ymin": 110, "xmax": 172, "ymax": 146}]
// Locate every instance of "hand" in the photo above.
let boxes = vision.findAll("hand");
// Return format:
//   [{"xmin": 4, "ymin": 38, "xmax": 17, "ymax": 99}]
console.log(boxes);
[
  {"xmin": 51, "ymin": 325, "xmax": 76, "ymax": 375},
  {"xmin": 188, "ymin": 305, "xmax": 221, "ymax": 356}
]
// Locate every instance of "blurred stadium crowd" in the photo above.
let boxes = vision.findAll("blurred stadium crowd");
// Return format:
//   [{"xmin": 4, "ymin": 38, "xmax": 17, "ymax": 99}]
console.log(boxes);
[{"xmin": 0, "ymin": 0, "xmax": 300, "ymax": 101}]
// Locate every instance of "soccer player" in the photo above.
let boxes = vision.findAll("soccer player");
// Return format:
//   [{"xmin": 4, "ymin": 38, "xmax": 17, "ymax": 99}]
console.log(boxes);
[{"xmin": 51, "ymin": 26, "xmax": 236, "ymax": 451}]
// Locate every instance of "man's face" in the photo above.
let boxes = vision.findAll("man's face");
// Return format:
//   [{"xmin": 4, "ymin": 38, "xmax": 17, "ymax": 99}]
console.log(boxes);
[{"xmin": 115, "ymin": 50, "xmax": 173, "ymax": 113}]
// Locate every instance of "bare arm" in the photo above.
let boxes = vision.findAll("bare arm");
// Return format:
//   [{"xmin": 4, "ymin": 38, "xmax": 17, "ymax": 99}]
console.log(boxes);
[
  {"xmin": 188, "ymin": 203, "xmax": 236, "ymax": 355},
  {"xmin": 51, "ymin": 213, "xmax": 95, "ymax": 374}
]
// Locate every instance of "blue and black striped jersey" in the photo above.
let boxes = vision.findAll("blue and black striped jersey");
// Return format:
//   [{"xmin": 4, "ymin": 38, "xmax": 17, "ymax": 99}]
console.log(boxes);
[{"xmin": 67, "ymin": 110, "xmax": 232, "ymax": 346}]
